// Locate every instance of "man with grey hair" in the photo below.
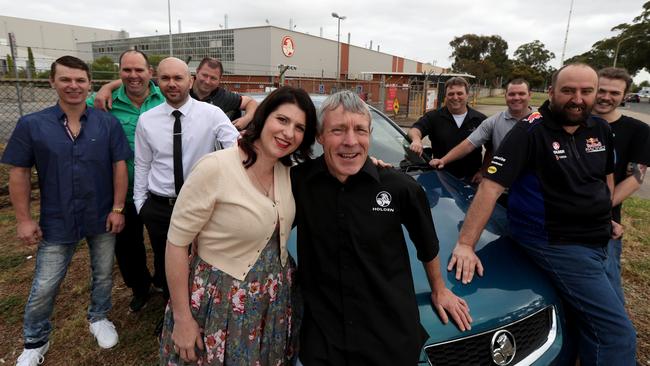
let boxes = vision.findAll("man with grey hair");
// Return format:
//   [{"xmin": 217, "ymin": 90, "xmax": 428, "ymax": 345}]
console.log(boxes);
[
  {"xmin": 133, "ymin": 57, "xmax": 239, "ymax": 305},
  {"xmin": 291, "ymin": 91, "xmax": 472, "ymax": 365},
  {"xmin": 408, "ymin": 76, "xmax": 486, "ymax": 182}
]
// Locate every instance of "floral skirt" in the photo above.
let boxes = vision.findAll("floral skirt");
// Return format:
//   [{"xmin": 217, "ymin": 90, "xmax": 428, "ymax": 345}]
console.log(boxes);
[{"xmin": 160, "ymin": 230, "xmax": 301, "ymax": 366}]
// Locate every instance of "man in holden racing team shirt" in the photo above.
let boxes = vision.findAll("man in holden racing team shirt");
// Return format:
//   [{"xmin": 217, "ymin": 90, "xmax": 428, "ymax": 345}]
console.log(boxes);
[{"xmin": 446, "ymin": 63, "xmax": 636, "ymax": 366}]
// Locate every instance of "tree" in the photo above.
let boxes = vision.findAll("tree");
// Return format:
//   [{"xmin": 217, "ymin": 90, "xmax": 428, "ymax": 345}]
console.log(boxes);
[
  {"xmin": 566, "ymin": 1, "xmax": 650, "ymax": 74},
  {"xmin": 514, "ymin": 41, "xmax": 555, "ymax": 74},
  {"xmin": 147, "ymin": 55, "xmax": 166, "ymax": 71},
  {"xmin": 27, "ymin": 47, "xmax": 36, "ymax": 78},
  {"xmin": 509, "ymin": 64, "xmax": 545, "ymax": 90},
  {"xmin": 513, "ymin": 41, "xmax": 555, "ymax": 89},
  {"xmin": 91, "ymin": 56, "xmax": 118, "ymax": 80},
  {"xmin": 449, "ymin": 34, "xmax": 511, "ymax": 86}
]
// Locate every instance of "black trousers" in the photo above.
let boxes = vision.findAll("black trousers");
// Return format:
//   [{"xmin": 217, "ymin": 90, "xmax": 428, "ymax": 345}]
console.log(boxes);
[
  {"xmin": 115, "ymin": 201, "xmax": 151, "ymax": 296},
  {"xmin": 139, "ymin": 196, "xmax": 174, "ymax": 300}
]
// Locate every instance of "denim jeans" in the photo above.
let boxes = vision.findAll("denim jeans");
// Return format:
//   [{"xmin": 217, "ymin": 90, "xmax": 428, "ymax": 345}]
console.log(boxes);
[
  {"xmin": 23, "ymin": 232, "xmax": 115, "ymax": 348},
  {"xmin": 606, "ymin": 238, "xmax": 625, "ymax": 304},
  {"xmin": 516, "ymin": 238, "xmax": 636, "ymax": 366}
]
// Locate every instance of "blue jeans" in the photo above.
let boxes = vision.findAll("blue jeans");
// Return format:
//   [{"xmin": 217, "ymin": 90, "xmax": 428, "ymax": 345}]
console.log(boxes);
[
  {"xmin": 516, "ymin": 238, "xmax": 636, "ymax": 366},
  {"xmin": 606, "ymin": 238, "xmax": 625, "ymax": 305},
  {"xmin": 23, "ymin": 232, "xmax": 115, "ymax": 348}
]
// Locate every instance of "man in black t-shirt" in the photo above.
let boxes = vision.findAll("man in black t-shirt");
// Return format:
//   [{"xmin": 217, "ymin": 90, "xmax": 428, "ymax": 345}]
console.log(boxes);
[
  {"xmin": 408, "ymin": 77, "xmax": 486, "ymax": 182},
  {"xmin": 189, "ymin": 57, "xmax": 258, "ymax": 130},
  {"xmin": 446, "ymin": 64, "xmax": 636, "ymax": 365},
  {"xmin": 594, "ymin": 67, "xmax": 650, "ymax": 303}
]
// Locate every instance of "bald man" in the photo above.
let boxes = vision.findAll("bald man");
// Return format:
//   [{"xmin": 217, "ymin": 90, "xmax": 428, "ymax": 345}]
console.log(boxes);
[{"xmin": 133, "ymin": 57, "xmax": 239, "ymax": 302}]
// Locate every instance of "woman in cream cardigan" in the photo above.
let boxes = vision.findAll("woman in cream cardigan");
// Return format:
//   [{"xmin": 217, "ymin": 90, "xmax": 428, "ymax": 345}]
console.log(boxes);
[{"xmin": 160, "ymin": 86, "xmax": 317, "ymax": 365}]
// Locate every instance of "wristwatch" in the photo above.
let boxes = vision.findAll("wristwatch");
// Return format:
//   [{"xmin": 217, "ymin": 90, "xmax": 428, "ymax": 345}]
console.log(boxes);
[{"xmin": 112, "ymin": 207, "xmax": 124, "ymax": 214}]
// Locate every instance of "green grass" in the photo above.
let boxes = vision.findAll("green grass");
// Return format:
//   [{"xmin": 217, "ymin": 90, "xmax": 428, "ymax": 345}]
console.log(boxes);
[
  {"xmin": 0, "ymin": 253, "xmax": 25, "ymax": 270},
  {"xmin": 0, "ymin": 295, "xmax": 25, "ymax": 325},
  {"xmin": 477, "ymin": 92, "xmax": 548, "ymax": 107}
]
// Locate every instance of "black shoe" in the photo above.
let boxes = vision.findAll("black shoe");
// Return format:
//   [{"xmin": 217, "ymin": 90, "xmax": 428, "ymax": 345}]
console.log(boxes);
[{"xmin": 128, "ymin": 292, "xmax": 150, "ymax": 312}]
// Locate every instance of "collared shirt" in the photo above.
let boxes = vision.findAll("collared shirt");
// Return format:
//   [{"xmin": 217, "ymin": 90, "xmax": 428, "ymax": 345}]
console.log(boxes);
[
  {"xmin": 1, "ymin": 103, "xmax": 131, "ymax": 243},
  {"xmin": 485, "ymin": 101, "xmax": 614, "ymax": 245},
  {"xmin": 190, "ymin": 86, "xmax": 242, "ymax": 121},
  {"xmin": 291, "ymin": 157, "xmax": 438, "ymax": 365},
  {"xmin": 610, "ymin": 115, "xmax": 650, "ymax": 222},
  {"xmin": 87, "ymin": 81, "xmax": 165, "ymax": 202},
  {"xmin": 412, "ymin": 106, "xmax": 487, "ymax": 179},
  {"xmin": 133, "ymin": 97, "xmax": 239, "ymax": 212},
  {"xmin": 467, "ymin": 107, "xmax": 533, "ymax": 150}
]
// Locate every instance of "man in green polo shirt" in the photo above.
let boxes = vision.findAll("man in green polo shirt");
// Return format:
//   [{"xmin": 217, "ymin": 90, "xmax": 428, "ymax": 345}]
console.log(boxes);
[{"xmin": 87, "ymin": 50, "xmax": 165, "ymax": 312}]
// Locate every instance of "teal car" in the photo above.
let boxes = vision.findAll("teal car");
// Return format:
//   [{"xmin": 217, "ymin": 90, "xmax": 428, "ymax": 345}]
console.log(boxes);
[{"xmin": 252, "ymin": 94, "xmax": 565, "ymax": 365}]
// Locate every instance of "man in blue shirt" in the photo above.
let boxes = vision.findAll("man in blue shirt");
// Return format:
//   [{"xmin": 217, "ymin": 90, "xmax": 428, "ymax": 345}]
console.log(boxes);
[{"xmin": 2, "ymin": 56, "xmax": 131, "ymax": 366}]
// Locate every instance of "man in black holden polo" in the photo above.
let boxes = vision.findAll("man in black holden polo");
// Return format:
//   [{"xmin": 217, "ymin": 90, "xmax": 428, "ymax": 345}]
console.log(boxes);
[
  {"xmin": 408, "ymin": 76, "xmax": 486, "ymax": 182},
  {"xmin": 446, "ymin": 63, "xmax": 636, "ymax": 365},
  {"xmin": 292, "ymin": 91, "xmax": 472, "ymax": 366}
]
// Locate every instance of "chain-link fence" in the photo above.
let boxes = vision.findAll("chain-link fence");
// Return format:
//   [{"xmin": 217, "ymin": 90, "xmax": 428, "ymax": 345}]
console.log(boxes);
[{"xmin": 0, "ymin": 79, "xmax": 117, "ymax": 143}]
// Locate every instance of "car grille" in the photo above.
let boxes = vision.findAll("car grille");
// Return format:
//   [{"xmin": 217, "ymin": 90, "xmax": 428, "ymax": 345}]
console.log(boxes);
[{"xmin": 424, "ymin": 306, "xmax": 554, "ymax": 366}]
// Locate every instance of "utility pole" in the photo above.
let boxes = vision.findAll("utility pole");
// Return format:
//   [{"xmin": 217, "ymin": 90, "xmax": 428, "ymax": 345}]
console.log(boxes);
[
  {"xmin": 560, "ymin": 0, "xmax": 574, "ymax": 65},
  {"xmin": 331, "ymin": 12, "xmax": 346, "ymax": 87},
  {"xmin": 167, "ymin": 0, "xmax": 173, "ymax": 56}
]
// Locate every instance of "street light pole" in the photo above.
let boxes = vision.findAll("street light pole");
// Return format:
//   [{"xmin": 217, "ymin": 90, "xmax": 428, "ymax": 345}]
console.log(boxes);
[
  {"xmin": 168, "ymin": 0, "xmax": 173, "ymax": 56},
  {"xmin": 331, "ymin": 12, "xmax": 346, "ymax": 87},
  {"xmin": 613, "ymin": 36, "xmax": 635, "ymax": 68}
]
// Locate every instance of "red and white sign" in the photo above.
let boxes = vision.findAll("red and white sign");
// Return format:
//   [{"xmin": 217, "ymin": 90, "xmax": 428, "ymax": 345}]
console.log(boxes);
[{"xmin": 281, "ymin": 36, "xmax": 295, "ymax": 57}]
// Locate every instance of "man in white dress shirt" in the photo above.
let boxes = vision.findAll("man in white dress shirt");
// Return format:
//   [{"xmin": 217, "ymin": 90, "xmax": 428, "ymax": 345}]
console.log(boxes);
[{"xmin": 134, "ymin": 57, "xmax": 239, "ymax": 305}]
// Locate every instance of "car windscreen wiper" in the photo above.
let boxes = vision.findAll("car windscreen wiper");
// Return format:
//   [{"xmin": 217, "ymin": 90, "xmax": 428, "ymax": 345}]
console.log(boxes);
[{"xmin": 399, "ymin": 159, "xmax": 434, "ymax": 173}]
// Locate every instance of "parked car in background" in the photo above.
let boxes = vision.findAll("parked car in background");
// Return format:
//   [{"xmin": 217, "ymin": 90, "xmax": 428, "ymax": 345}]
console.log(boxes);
[
  {"xmin": 251, "ymin": 93, "xmax": 567, "ymax": 365},
  {"xmin": 626, "ymin": 93, "xmax": 641, "ymax": 103}
]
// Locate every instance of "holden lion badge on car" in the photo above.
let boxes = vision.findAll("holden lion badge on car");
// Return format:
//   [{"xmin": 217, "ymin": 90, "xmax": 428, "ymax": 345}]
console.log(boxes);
[{"xmin": 491, "ymin": 330, "xmax": 516, "ymax": 365}]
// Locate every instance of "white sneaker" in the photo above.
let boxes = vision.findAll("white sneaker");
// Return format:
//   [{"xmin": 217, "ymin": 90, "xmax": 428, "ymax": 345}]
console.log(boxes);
[
  {"xmin": 16, "ymin": 342, "xmax": 49, "ymax": 366},
  {"xmin": 89, "ymin": 319, "xmax": 118, "ymax": 349}
]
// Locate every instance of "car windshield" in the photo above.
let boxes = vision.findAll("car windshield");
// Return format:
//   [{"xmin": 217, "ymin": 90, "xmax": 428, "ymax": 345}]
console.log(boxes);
[
  {"xmin": 248, "ymin": 93, "xmax": 428, "ymax": 169},
  {"xmin": 310, "ymin": 109, "xmax": 426, "ymax": 168}
]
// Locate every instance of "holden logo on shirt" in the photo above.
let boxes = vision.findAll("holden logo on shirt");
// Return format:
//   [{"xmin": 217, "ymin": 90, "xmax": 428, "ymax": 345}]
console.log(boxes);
[
  {"xmin": 373, "ymin": 191, "xmax": 395, "ymax": 212},
  {"xmin": 552, "ymin": 142, "xmax": 560, "ymax": 150},
  {"xmin": 585, "ymin": 137, "xmax": 606, "ymax": 153}
]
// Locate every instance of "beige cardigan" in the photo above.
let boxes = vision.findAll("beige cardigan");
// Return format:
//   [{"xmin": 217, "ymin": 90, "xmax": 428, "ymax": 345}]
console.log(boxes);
[{"xmin": 167, "ymin": 146, "xmax": 295, "ymax": 281}]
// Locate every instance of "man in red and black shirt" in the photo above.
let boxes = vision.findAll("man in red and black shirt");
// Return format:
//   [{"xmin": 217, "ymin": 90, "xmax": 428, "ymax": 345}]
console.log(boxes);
[{"xmin": 445, "ymin": 64, "xmax": 636, "ymax": 365}]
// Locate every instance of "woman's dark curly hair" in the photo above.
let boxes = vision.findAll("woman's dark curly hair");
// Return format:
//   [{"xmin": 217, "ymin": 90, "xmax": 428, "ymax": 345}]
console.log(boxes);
[{"xmin": 239, "ymin": 86, "xmax": 317, "ymax": 168}]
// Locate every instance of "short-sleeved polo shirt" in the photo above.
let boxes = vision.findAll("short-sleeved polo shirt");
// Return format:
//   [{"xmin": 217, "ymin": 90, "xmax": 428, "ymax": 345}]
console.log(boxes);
[
  {"xmin": 467, "ymin": 108, "xmax": 531, "ymax": 150},
  {"xmin": 1, "ymin": 104, "xmax": 132, "ymax": 243},
  {"xmin": 291, "ymin": 157, "xmax": 438, "ymax": 365},
  {"xmin": 87, "ymin": 81, "xmax": 164, "ymax": 201},
  {"xmin": 484, "ymin": 101, "xmax": 614, "ymax": 245},
  {"xmin": 190, "ymin": 86, "xmax": 242, "ymax": 121}
]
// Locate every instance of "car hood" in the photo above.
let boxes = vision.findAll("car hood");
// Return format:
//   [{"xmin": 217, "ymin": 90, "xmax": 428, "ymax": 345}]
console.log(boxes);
[
  {"xmin": 285, "ymin": 169, "xmax": 561, "ymax": 352},
  {"xmin": 408, "ymin": 170, "xmax": 560, "ymax": 345}
]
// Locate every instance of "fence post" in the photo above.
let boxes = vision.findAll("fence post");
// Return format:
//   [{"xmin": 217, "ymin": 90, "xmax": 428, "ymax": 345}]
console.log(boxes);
[{"xmin": 9, "ymin": 32, "xmax": 24, "ymax": 117}]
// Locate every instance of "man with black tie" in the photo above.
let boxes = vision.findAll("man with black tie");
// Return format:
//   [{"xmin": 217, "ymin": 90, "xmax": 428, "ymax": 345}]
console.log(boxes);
[{"xmin": 133, "ymin": 57, "xmax": 239, "ymax": 305}]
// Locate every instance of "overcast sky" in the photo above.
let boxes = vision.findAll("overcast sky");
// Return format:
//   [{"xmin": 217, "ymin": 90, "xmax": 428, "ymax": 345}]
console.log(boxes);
[{"xmin": 2, "ymin": 0, "xmax": 648, "ymax": 81}]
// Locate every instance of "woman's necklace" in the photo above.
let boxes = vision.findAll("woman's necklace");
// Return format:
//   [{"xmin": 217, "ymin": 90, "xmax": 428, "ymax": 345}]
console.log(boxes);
[{"xmin": 250, "ymin": 167, "xmax": 273, "ymax": 197}]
